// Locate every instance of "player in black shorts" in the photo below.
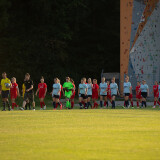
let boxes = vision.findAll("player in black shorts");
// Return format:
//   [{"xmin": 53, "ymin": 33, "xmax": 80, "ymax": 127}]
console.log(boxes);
[{"xmin": 21, "ymin": 73, "xmax": 35, "ymax": 110}]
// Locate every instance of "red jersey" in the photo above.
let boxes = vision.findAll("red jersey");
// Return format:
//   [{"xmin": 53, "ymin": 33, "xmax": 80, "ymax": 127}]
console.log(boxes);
[
  {"xmin": 107, "ymin": 85, "xmax": 111, "ymax": 96},
  {"xmin": 38, "ymin": 83, "xmax": 47, "ymax": 95},
  {"xmin": 136, "ymin": 85, "xmax": 141, "ymax": 95},
  {"xmin": 72, "ymin": 83, "xmax": 75, "ymax": 95},
  {"xmin": 10, "ymin": 82, "xmax": 18, "ymax": 96},
  {"xmin": 153, "ymin": 85, "xmax": 159, "ymax": 97}
]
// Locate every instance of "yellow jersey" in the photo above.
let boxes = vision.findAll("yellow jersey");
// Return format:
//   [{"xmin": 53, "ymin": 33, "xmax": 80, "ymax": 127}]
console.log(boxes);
[
  {"xmin": 1, "ymin": 78, "xmax": 11, "ymax": 91},
  {"xmin": 22, "ymin": 83, "xmax": 25, "ymax": 98}
]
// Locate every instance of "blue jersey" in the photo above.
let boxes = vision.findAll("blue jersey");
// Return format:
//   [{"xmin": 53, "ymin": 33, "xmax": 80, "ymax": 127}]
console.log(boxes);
[
  {"xmin": 110, "ymin": 83, "xmax": 118, "ymax": 95},
  {"xmin": 52, "ymin": 83, "xmax": 61, "ymax": 96},
  {"xmin": 140, "ymin": 84, "xmax": 148, "ymax": 92},
  {"xmin": 79, "ymin": 83, "xmax": 88, "ymax": 94},
  {"xmin": 100, "ymin": 82, "xmax": 107, "ymax": 95},
  {"xmin": 159, "ymin": 85, "xmax": 160, "ymax": 98},
  {"xmin": 123, "ymin": 82, "xmax": 131, "ymax": 93},
  {"xmin": 87, "ymin": 83, "xmax": 92, "ymax": 95}
]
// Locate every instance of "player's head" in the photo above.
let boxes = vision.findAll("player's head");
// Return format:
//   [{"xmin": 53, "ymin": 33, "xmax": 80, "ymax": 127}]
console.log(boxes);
[
  {"xmin": 25, "ymin": 73, "xmax": 30, "ymax": 80},
  {"xmin": 40, "ymin": 76, "xmax": 44, "ymax": 83},
  {"xmin": 107, "ymin": 81, "xmax": 110, "ymax": 85},
  {"xmin": 88, "ymin": 78, "xmax": 91, "ymax": 84},
  {"xmin": 54, "ymin": 78, "xmax": 58, "ymax": 83},
  {"xmin": 125, "ymin": 77, "xmax": 128, "ymax": 82},
  {"xmin": 137, "ymin": 81, "xmax": 140, "ymax": 85},
  {"xmin": 112, "ymin": 77, "xmax": 115, "ymax": 83},
  {"xmin": 82, "ymin": 77, "xmax": 86, "ymax": 83},
  {"xmin": 12, "ymin": 77, "xmax": 16, "ymax": 83},
  {"xmin": 155, "ymin": 81, "xmax": 158, "ymax": 85},
  {"xmin": 66, "ymin": 77, "xmax": 70, "ymax": 82},
  {"xmin": 101, "ymin": 77, "xmax": 105, "ymax": 83},
  {"xmin": 93, "ymin": 79, "xmax": 97, "ymax": 84},
  {"xmin": 70, "ymin": 78, "xmax": 74, "ymax": 84},
  {"xmin": 142, "ymin": 80, "xmax": 146, "ymax": 84},
  {"xmin": 2, "ymin": 72, "xmax": 7, "ymax": 79},
  {"xmin": 126, "ymin": 75, "xmax": 129, "ymax": 81},
  {"xmin": 81, "ymin": 78, "xmax": 84, "ymax": 83}
]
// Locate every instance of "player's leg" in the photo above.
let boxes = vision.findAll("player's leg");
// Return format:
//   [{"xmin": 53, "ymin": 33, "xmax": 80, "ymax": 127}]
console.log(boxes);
[
  {"xmin": 52, "ymin": 97, "xmax": 56, "ymax": 109},
  {"xmin": 29, "ymin": 93, "xmax": 35, "ymax": 110},
  {"xmin": 136, "ymin": 98, "xmax": 139, "ymax": 108},
  {"xmin": 87, "ymin": 96, "xmax": 92, "ymax": 108},
  {"xmin": 39, "ymin": 98, "xmax": 44, "ymax": 110},
  {"xmin": 124, "ymin": 95, "xmax": 129, "ymax": 108},
  {"xmin": 112, "ymin": 95, "xmax": 116, "ymax": 109},
  {"xmin": 130, "ymin": 98, "xmax": 134, "ymax": 108},
  {"xmin": 104, "ymin": 96, "xmax": 107, "ymax": 108},
  {"xmin": 100, "ymin": 96, "xmax": 103, "ymax": 108},
  {"xmin": 84, "ymin": 95, "xmax": 88, "ymax": 109},
  {"xmin": 79, "ymin": 96, "xmax": 83, "ymax": 109},
  {"xmin": 11, "ymin": 98, "xmax": 15, "ymax": 110}
]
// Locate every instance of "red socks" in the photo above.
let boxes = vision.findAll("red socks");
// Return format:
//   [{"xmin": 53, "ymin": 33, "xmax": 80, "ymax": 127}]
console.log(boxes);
[
  {"xmin": 137, "ymin": 102, "xmax": 139, "ymax": 107},
  {"xmin": 131, "ymin": 101, "xmax": 133, "ymax": 107},
  {"xmin": 154, "ymin": 101, "xmax": 156, "ymax": 106},
  {"xmin": 104, "ymin": 101, "xmax": 106, "ymax": 106},
  {"xmin": 71, "ymin": 102, "xmax": 74, "ymax": 109},
  {"xmin": 12, "ymin": 103, "xmax": 18, "ymax": 109},
  {"xmin": 40, "ymin": 102, "xmax": 45, "ymax": 108}
]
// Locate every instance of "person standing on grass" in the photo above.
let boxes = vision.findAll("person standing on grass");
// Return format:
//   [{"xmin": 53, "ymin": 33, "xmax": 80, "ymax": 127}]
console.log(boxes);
[
  {"xmin": 10, "ymin": 77, "xmax": 20, "ymax": 110},
  {"xmin": 140, "ymin": 80, "xmax": 149, "ymax": 108},
  {"xmin": 123, "ymin": 77, "xmax": 131, "ymax": 108},
  {"xmin": 110, "ymin": 77, "xmax": 119, "ymax": 109},
  {"xmin": 152, "ymin": 81, "xmax": 160, "ymax": 108},
  {"xmin": 35, "ymin": 76, "xmax": 47, "ymax": 110},
  {"xmin": 70, "ymin": 79, "xmax": 76, "ymax": 109},
  {"xmin": 87, "ymin": 78, "xmax": 93, "ymax": 108},
  {"xmin": 105, "ymin": 81, "xmax": 112, "ymax": 107},
  {"xmin": 136, "ymin": 81, "xmax": 142, "ymax": 108},
  {"xmin": 78, "ymin": 78, "xmax": 88, "ymax": 109},
  {"xmin": 63, "ymin": 77, "xmax": 74, "ymax": 109},
  {"xmin": 92, "ymin": 79, "xmax": 99, "ymax": 109},
  {"xmin": 0, "ymin": 72, "xmax": 11, "ymax": 111},
  {"xmin": 99, "ymin": 77, "xmax": 108, "ymax": 108},
  {"xmin": 21, "ymin": 73, "xmax": 35, "ymax": 110},
  {"xmin": 52, "ymin": 78, "xmax": 62, "ymax": 110}
]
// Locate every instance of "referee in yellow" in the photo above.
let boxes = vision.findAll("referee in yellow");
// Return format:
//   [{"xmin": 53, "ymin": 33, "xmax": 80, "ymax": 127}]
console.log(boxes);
[{"xmin": 0, "ymin": 72, "xmax": 11, "ymax": 111}]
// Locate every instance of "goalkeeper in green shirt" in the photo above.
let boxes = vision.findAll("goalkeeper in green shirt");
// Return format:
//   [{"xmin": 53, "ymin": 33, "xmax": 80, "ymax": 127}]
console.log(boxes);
[{"xmin": 63, "ymin": 77, "xmax": 74, "ymax": 109}]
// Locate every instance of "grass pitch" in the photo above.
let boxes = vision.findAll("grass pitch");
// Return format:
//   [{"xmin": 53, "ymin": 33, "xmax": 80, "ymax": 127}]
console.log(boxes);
[{"xmin": 0, "ymin": 109, "xmax": 160, "ymax": 160}]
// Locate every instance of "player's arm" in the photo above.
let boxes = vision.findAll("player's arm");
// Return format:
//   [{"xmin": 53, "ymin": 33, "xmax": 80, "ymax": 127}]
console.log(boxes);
[
  {"xmin": 116, "ymin": 85, "xmax": 120, "ymax": 95},
  {"xmin": 17, "ymin": 86, "xmax": 20, "ymax": 97},
  {"xmin": 85, "ymin": 87, "xmax": 88, "ymax": 96},
  {"xmin": 35, "ymin": 88, "xmax": 40, "ymax": 96},
  {"xmin": 57, "ymin": 86, "xmax": 61, "ymax": 95}
]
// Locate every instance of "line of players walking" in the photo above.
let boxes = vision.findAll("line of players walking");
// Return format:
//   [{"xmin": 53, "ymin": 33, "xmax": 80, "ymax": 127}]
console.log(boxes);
[{"xmin": 0, "ymin": 72, "xmax": 160, "ymax": 111}]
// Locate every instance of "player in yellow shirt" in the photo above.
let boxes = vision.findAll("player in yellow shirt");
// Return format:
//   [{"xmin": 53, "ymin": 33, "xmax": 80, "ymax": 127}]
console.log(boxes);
[{"xmin": 0, "ymin": 72, "xmax": 11, "ymax": 111}]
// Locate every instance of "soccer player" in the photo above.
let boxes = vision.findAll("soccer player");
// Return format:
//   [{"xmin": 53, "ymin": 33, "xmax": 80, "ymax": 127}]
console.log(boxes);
[
  {"xmin": 63, "ymin": 77, "xmax": 74, "ymax": 109},
  {"xmin": 52, "ymin": 78, "xmax": 62, "ymax": 110},
  {"xmin": 10, "ymin": 77, "xmax": 20, "ymax": 110},
  {"xmin": 152, "ymin": 81, "xmax": 160, "ymax": 108},
  {"xmin": 78, "ymin": 78, "xmax": 88, "ymax": 109},
  {"xmin": 87, "ymin": 78, "xmax": 93, "ymax": 108},
  {"xmin": 140, "ymin": 80, "xmax": 149, "ymax": 108},
  {"xmin": 136, "ymin": 81, "xmax": 142, "ymax": 108},
  {"xmin": 81, "ymin": 77, "xmax": 87, "ymax": 108},
  {"xmin": 110, "ymin": 77, "xmax": 119, "ymax": 109},
  {"xmin": 92, "ymin": 79, "xmax": 99, "ymax": 108},
  {"xmin": 123, "ymin": 77, "xmax": 131, "ymax": 108},
  {"xmin": 21, "ymin": 73, "xmax": 35, "ymax": 110},
  {"xmin": 99, "ymin": 77, "xmax": 108, "ymax": 108},
  {"xmin": 70, "ymin": 79, "xmax": 76, "ymax": 109},
  {"xmin": 35, "ymin": 76, "xmax": 47, "ymax": 110},
  {"xmin": 0, "ymin": 72, "xmax": 11, "ymax": 111},
  {"xmin": 105, "ymin": 81, "xmax": 112, "ymax": 107}
]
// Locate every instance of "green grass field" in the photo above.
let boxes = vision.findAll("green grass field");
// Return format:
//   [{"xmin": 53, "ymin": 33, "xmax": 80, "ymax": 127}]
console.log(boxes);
[{"xmin": 0, "ymin": 108, "xmax": 160, "ymax": 160}]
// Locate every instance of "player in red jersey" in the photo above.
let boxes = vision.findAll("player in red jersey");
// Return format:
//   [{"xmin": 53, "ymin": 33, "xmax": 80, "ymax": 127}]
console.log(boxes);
[
  {"xmin": 152, "ymin": 81, "xmax": 160, "ymax": 108},
  {"xmin": 70, "ymin": 79, "xmax": 76, "ymax": 109},
  {"xmin": 136, "ymin": 81, "xmax": 142, "ymax": 108},
  {"xmin": 92, "ymin": 79, "xmax": 99, "ymax": 108},
  {"xmin": 10, "ymin": 77, "xmax": 20, "ymax": 110},
  {"xmin": 35, "ymin": 77, "xmax": 47, "ymax": 110},
  {"xmin": 104, "ymin": 81, "xmax": 112, "ymax": 107}
]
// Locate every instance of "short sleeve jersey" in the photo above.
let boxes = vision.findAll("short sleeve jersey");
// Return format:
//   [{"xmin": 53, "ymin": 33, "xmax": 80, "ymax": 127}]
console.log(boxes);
[
  {"xmin": 24, "ymin": 79, "xmax": 33, "ymax": 93},
  {"xmin": 1, "ymin": 78, "xmax": 11, "ymax": 91},
  {"xmin": 10, "ymin": 82, "xmax": 18, "ymax": 95},
  {"xmin": 99, "ymin": 82, "xmax": 107, "ymax": 95},
  {"xmin": 53, "ymin": 83, "xmax": 61, "ymax": 95},
  {"xmin": 123, "ymin": 82, "xmax": 131, "ymax": 93},
  {"xmin": 87, "ymin": 83, "xmax": 92, "ymax": 95},
  {"xmin": 79, "ymin": 83, "xmax": 88, "ymax": 94},
  {"xmin": 38, "ymin": 83, "xmax": 47, "ymax": 95},
  {"xmin": 140, "ymin": 84, "xmax": 148, "ymax": 92},
  {"xmin": 110, "ymin": 83, "xmax": 118, "ymax": 95}
]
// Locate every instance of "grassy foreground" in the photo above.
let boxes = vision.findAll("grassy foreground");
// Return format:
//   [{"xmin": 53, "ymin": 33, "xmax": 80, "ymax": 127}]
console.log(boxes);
[{"xmin": 0, "ymin": 109, "xmax": 160, "ymax": 160}]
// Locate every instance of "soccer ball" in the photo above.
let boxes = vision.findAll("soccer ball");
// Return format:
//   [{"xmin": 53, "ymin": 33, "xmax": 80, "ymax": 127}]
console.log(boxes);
[{"xmin": 5, "ymin": 83, "xmax": 10, "ymax": 88}]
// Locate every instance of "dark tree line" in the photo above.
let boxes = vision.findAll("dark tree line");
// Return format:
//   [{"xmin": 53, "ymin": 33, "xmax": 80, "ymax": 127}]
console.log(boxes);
[{"xmin": 0, "ymin": 0, "xmax": 120, "ymax": 90}]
